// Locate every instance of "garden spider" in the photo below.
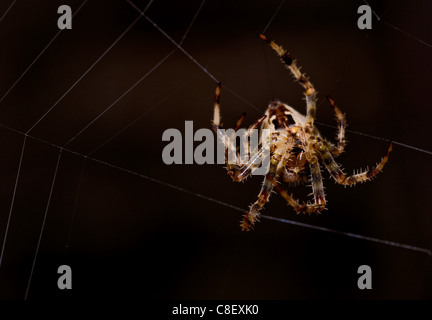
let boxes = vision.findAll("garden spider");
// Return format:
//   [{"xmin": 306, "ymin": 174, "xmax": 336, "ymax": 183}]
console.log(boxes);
[{"xmin": 213, "ymin": 34, "xmax": 393, "ymax": 231}]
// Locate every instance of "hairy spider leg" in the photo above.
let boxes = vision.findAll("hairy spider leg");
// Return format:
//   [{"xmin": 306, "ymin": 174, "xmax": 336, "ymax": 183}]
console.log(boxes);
[
  {"xmin": 259, "ymin": 34, "xmax": 317, "ymax": 128},
  {"xmin": 318, "ymin": 141, "xmax": 393, "ymax": 185},
  {"xmin": 268, "ymin": 175, "xmax": 325, "ymax": 214},
  {"xmin": 241, "ymin": 131, "xmax": 291, "ymax": 230},
  {"xmin": 241, "ymin": 173, "xmax": 274, "ymax": 231},
  {"xmin": 277, "ymin": 134, "xmax": 326, "ymax": 212},
  {"xmin": 241, "ymin": 159, "xmax": 279, "ymax": 231},
  {"xmin": 228, "ymin": 146, "xmax": 268, "ymax": 182},
  {"xmin": 268, "ymin": 175, "xmax": 301, "ymax": 209},
  {"xmin": 234, "ymin": 113, "xmax": 246, "ymax": 132},
  {"xmin": 259, "ymin": 33, "xmax": 326, "ymax": 209},
  {"xmin": 307, "ymin": 156, "xmax": 327, "ymax": 211},
  {"xmin": 213, "ymin": 82, "xmax": 249, "ymax": 180},
  {"xmin": 326, "ymin": 95, "xmax": 347, "ymax": 157},
  {"xmin": 213, "ymin": 82, "xmax": 222, "ymax": 131},
  {"xmin": 212, "ymin": 82, "xmax": 268, "ymax": 182}
]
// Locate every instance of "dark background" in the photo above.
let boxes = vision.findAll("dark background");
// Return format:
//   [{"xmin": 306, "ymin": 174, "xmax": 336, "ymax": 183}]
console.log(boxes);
[{"xmin": 0, "ymin": 0, "xmax": 431, "ymax": 300}]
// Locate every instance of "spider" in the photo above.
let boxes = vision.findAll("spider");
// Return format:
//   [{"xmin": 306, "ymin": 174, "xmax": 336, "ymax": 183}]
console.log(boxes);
[{"xmin": 212, "ymin": 34, "xmax": 393, "ymax": 231}]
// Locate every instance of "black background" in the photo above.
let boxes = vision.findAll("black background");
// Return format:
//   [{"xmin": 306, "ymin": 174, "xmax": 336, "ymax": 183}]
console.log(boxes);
[{"xmin": 0, "ymin": 0, "xmax": 431, "ymax": 301}]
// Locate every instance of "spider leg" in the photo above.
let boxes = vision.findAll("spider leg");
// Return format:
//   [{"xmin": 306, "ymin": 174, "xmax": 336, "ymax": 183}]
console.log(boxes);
[
  {"xmin": 213, "ymin": 82, "xmax": 222, "ymax": 131},
  {"xmin": 321, "ymin": 138, "xmax": 340, "ymax": 157},
  {"xmin": 318, "ymin": 141, "xmax": 393, "ymax": 186},
  {"xmin": 213, "ymin": 83, "xmax": 268, "ymax": 182},
  {"xmin": 241, "ymin": 134, "xmax": 291, "ymax": 230},
  {"xmin": 213, "ymin": 82, "xmax": 265, "ymax": 132},
  {"xmin": 227, "ymin": 146, "xmax": 267, "ymax": 182},
  {"xmin": 212, "ymin": 82, "xmax": 236, "ymax": 165},
  {"xmin": 268, "ymin": 171, "xmax": 325, "ymax": 214},
  {"xmin": 234, "ymin": 113, "xmax": 246, "ymax": 132},
  {"xmin": 226, "ymin": 115, "xmax": 268, "ymax": 181},
  {"xmin": 271, "ymin": 144, "xmax": 326, "ymax": 213},
  {"xmin": 306, "ymin": 157, "xmax": 326, "ymax": 211},
  {"xmin": 268, "ymin": 175, "xmax": 302, "ymax": 210},
  {"xmin": 241, "ymin": 174, "xmax": 274, "ymax": 231},
  {"xmin": 259, "ymin": 34, "xmax": 317, "ymax": 127},
  {"xmin": 325, "ymin": 95, "xmax": 347, "ymax": 157}
]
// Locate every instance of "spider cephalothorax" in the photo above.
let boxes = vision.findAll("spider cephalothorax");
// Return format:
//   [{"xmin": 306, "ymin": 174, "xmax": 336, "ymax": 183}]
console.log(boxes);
[{"xmin": 213, "ymin": 34, "xmax": 392, "ymax": 231}]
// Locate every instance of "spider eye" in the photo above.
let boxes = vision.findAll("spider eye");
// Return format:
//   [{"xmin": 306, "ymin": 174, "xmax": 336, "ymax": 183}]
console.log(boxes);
[{"xmin": 272, "ymin": 119, "xmax": 279, "ymax": 127}]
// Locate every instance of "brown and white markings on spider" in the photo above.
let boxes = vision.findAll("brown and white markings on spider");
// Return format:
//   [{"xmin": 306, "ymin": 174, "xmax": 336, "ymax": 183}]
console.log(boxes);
[{"xmin": 212, "ymin": 34, "xmax": 393, "ymax": 231}]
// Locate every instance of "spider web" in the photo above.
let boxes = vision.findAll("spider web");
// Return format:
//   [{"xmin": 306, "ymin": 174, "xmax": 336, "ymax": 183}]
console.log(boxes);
[{"xmin": 0, "ymin": 0, "xmax": 431, "ymax": 301}]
